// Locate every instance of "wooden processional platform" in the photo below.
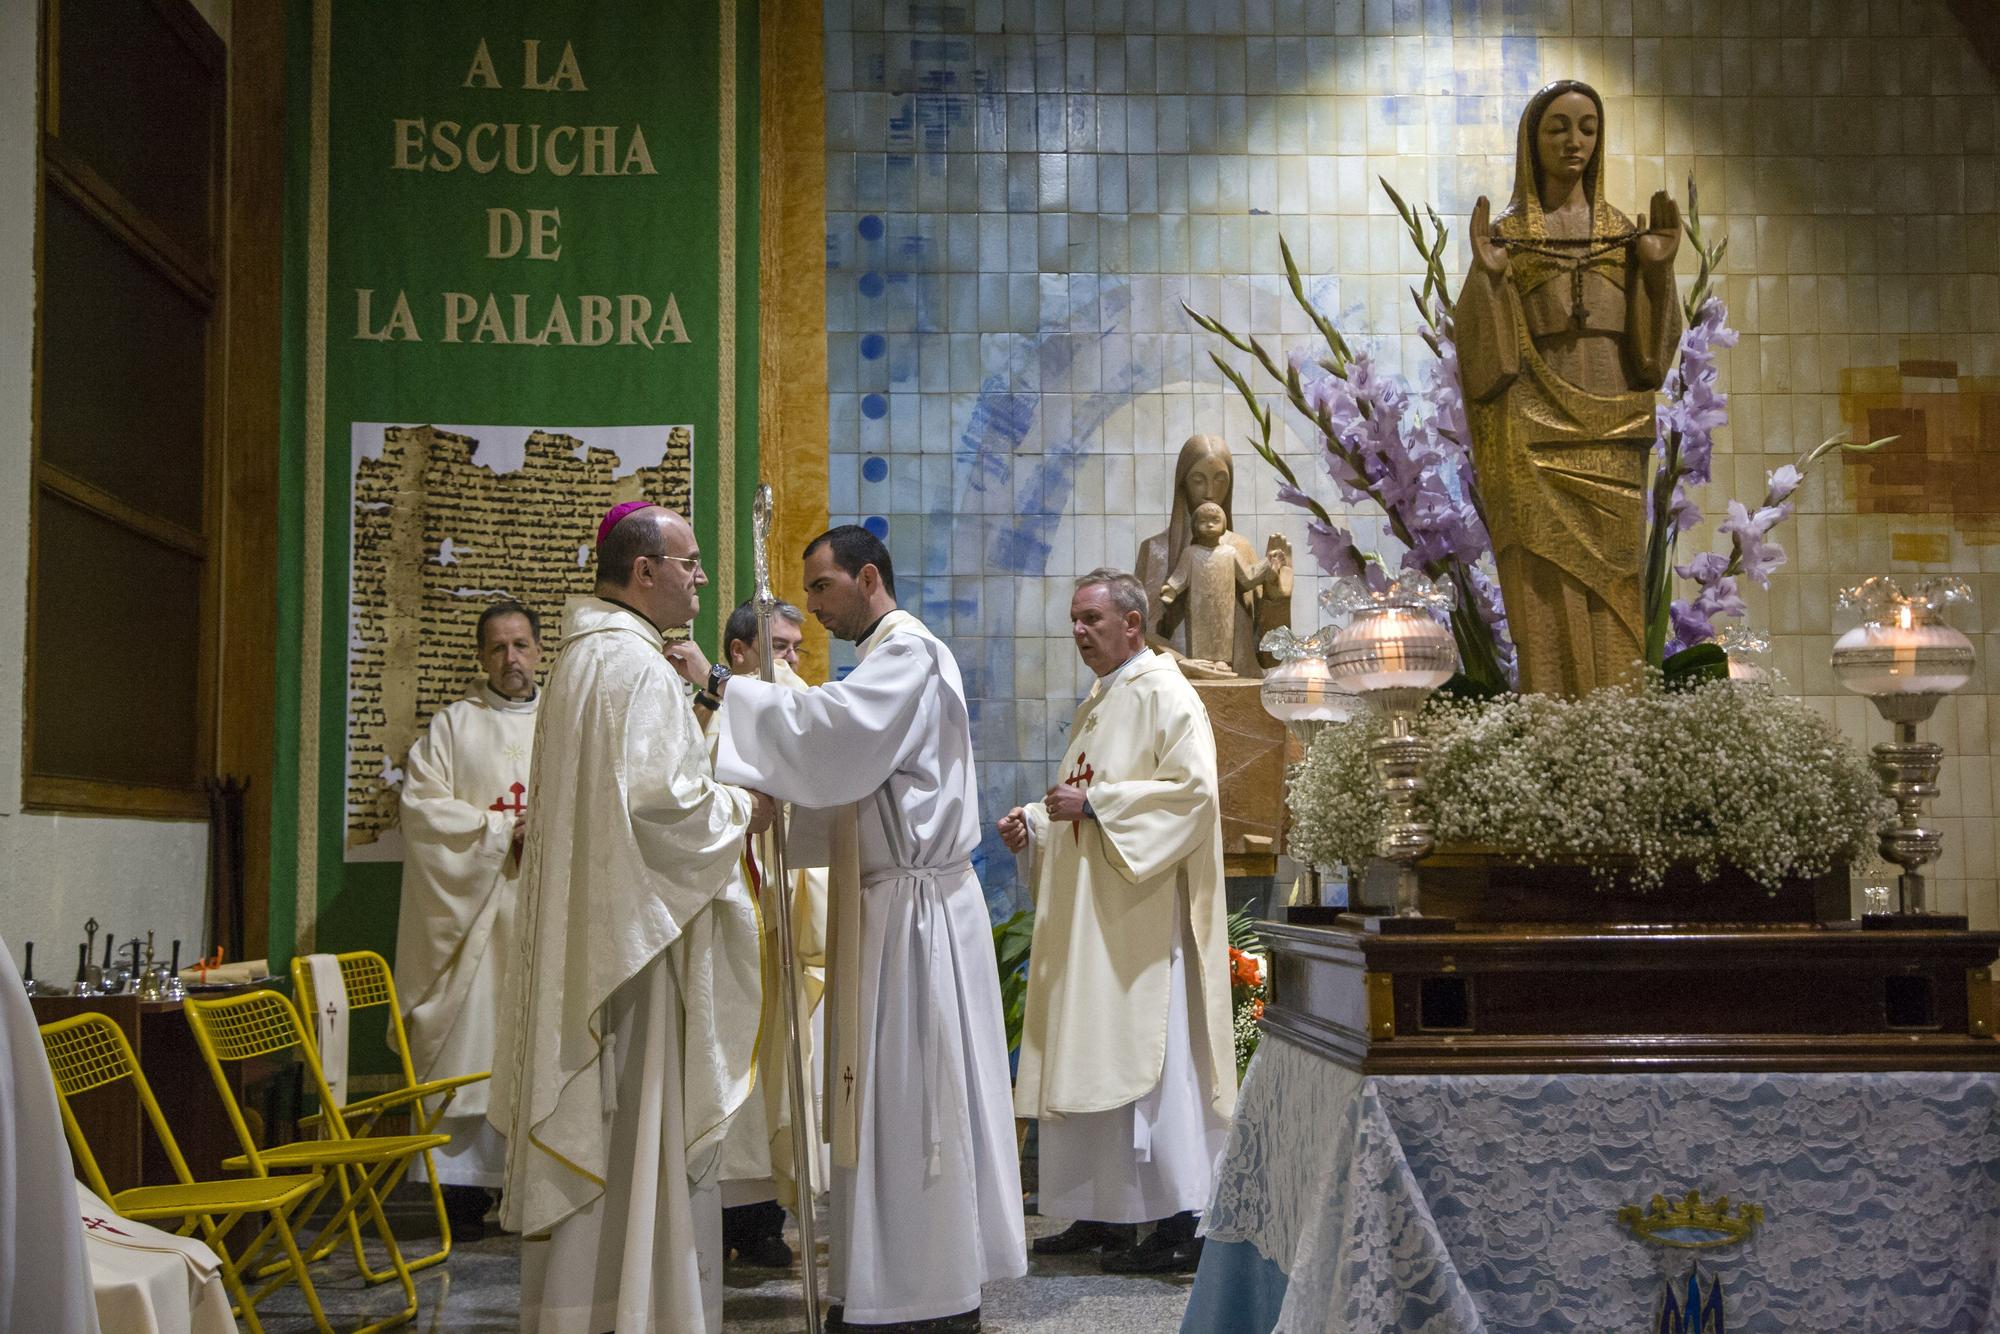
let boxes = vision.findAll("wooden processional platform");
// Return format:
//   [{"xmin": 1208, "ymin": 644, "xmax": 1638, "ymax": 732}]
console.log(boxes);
[{"xmin": 1261, "ymin": 854, "xmax": 2000, "ymax": 1075}]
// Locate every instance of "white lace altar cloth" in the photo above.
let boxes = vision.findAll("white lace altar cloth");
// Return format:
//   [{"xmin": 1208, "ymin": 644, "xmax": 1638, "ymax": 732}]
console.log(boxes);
[{"xmin": 1200, "ymin": 1034, "xmax": 2000, "ymax": 1332}]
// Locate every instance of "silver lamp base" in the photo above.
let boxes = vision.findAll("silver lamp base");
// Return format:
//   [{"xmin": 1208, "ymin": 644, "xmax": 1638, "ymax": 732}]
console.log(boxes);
[{"xmin": 1861, "ymin": 726, "xmax": 1966, "ymax": 930}]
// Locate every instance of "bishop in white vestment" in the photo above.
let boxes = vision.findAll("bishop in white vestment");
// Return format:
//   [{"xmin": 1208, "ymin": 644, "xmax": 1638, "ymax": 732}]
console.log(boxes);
[
  {"xmin": 491, "ymin": 505, "xmax": 771, "ymax": 1334},
  {"xmin": 673, "ymin": 525, "xmax": 1026, "ymax": 1332},
  {"xmin": 393, "ymin": 601, "xmax": 541, "ymax": 1201},
  {"xmin": 1000, "ymin": 570, "xmax": 1236, "ymax": 1274}
]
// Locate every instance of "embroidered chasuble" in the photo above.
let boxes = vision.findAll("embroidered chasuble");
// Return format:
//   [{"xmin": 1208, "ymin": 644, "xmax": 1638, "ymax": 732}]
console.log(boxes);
[
  {"xmin": 714, "ymin": 609, "xmax": 1028, "ymax": 1326},
  {"xmin": 1013, "ymin": 650, "xmax": 1236, "ymax": 1223},
  {"xmin": 393, "ymin": 679, "xmax": 537, "ymax": 1187},
  {"xmin": 490, "ymin": 596, "xmax": 760, "ymax": 1334}
]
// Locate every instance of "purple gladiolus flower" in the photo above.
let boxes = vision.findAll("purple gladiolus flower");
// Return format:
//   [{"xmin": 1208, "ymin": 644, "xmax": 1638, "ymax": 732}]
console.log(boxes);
[
  {"xmin": 1305, "ymin": 520, "xmax": 1368, "ymax": 579},
  {"xmin": 1669, "ymin": 488, "xmax": 1704, "ymax": 532},
  {"xmin": 1667, "ymin": 598, "xmax": 1713, "ymax": 656},
  {"xmin": 1274, "ymin": 481, "xmax": 1315, "ymax": 511},
  {"xmin": 1733, "ymin": 500, "xmax": 1788, "ymax": 540},
  {"xmin": 1677, "ymin": 551, "xmax": 1730, "ymax": 584},
  {"xmin": 1693, "ymin": 574, "xmax": 1746, "ymax": 624},
  {"xmin": 1737, "ymin": 532, "xmax": 1787, "ymax": 588},
  {"xmin": 1274, "ymin": 319, "xmax": 1513, "ymax": 688},
  {"xmin": 1764, "ymin": 464, "xmax": 1803, "ymax": 506}
]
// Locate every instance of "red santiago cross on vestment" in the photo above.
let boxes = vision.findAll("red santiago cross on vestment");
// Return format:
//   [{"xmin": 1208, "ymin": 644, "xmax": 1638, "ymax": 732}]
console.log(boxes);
[
  {"xmin": 490, "ymin": 782, "xmax": 526, "ymax": 817},
  {"xmin": 1065, "ymin": 753, "xmax": 1093, "ymax": 843}
]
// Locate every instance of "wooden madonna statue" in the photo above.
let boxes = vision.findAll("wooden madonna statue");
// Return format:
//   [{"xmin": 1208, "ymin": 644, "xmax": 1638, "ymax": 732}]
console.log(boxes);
[{"xmin": 1455, "ymin": 78, "xmax": 1682, "ymax": 697}]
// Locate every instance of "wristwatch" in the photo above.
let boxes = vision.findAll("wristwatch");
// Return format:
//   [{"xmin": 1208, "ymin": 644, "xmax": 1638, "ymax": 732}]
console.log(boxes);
[{"xmin": 706, "ymin": 663, "xmax": 732, "ymax": 697}]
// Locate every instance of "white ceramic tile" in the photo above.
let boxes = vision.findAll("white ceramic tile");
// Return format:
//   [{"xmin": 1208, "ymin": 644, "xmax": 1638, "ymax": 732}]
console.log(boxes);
[{"xmin": 826, "ymin": 1, "xmax": 2000, "ymax": 900}]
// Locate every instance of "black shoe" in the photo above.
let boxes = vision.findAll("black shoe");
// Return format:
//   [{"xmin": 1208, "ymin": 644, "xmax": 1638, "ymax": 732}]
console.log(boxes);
[
  {"xmin": 731, "ymin": 1231, "xmax": 794, "ymax": 1268},
  {"xmin": 722, "ymin": 1199, "xmax": 785, "ymax": 1248},
  {"xmin": 1031, "ymin": 1219, "xmax": 1136, "ymax": 1255},
  {"xmin": 1102, "ymin": 1212, "xmax": 1200, "ymax": 1274},
  {"xmin": 439, "ymin": 1185, "xmax": 492, "ymax": 1242}
]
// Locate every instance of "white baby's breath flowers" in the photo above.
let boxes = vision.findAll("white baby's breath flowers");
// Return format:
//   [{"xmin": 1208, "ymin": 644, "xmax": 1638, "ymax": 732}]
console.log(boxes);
[{"xmin": 1289, "ymin": 673, "xmax": 1882, "ymax": 891}]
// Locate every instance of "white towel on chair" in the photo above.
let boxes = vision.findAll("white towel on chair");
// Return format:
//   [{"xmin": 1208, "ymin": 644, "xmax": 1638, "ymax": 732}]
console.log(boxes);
[
  {"xmin": 76, "ymin": 1181, "xmax": 232, "ymax": 1334},
  {"xmin": 305, "ymin": 953, "xmax": 350, "ymax": 1107}
]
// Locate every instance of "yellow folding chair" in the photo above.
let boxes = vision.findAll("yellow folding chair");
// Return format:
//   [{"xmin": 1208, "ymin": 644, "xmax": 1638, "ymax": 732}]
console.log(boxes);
[
  {"xmin": 183, "ymin": 988, "xmax": 450, "ymax": 1334},
  {"xmin": 292, "ymin": 949, "xmax": 491, "ymax": 1276},
  {"xmin": 39, "ymin": 1012, "xmax": 325, "ymax": 1334}
]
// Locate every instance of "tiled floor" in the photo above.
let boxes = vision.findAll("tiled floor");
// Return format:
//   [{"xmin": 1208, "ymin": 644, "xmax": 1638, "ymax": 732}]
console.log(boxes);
[{"xmin": 252, "ymin": 1209, "xmax": 1195, "ymax": 1332}]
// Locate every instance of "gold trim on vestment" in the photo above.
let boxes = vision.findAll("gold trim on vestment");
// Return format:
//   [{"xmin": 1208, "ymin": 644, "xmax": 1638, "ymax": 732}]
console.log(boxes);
[{"xmin": 527, "ymin": 1132, "xmax": 608, "ymax": 1189}]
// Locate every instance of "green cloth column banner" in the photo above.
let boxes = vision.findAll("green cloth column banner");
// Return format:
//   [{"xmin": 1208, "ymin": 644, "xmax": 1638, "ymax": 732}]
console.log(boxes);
[{"xmin": 275, "ymin": 0, "xmax": 758, "ymax": 1039}]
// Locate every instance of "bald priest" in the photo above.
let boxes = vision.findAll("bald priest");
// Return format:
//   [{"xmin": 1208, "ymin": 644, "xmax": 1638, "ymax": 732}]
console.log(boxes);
[{"xmin": 490, "ymin": 503, "xmax": 774, "ymax": 1334}]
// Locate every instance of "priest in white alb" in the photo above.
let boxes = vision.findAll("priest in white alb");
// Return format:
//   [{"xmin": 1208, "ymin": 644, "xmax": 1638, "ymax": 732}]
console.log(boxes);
[
  {"xmin": 490, "ymin": 503, "xmax": 773, "ymax": 1334},
  {"xmin": 668, "ymin": 525, "xmax": 1026, "ymax": 1334},
  {"xmin": 392, "ymin": 599, "xmax": 542, "ymax": 1232},
  {"xmin": 2, "ymin": 932, "xmax": 100, "ymax": 1334},
  {"xmin": 998, "ymin": 568, "xmax": 1236, "ymax": 1275},
  {"xmin": 705, "ymin": 596, "xmax": 829, "ymax": 1270}
]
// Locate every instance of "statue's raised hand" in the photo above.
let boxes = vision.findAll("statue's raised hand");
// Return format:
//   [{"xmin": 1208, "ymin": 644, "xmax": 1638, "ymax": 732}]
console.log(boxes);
[
  {"xmin": 1468, "ymin": 196, "xmax": 1508, "ymax": 276},
  {"xmin": 1637, "ymin": 190, "xmax": 1680, "ymax": 267}
]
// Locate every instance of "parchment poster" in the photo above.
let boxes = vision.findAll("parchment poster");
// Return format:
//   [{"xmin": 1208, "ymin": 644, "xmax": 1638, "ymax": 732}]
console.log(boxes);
[{"xmin": 343, "ymin": 423, "xmax": 692, "ymax": 857}]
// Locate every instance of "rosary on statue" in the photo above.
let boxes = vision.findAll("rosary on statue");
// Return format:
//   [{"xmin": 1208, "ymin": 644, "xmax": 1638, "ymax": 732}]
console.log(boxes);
[{"xmin": 1501, "ymin": 227, "xmax": 1668, "ymax": 328}]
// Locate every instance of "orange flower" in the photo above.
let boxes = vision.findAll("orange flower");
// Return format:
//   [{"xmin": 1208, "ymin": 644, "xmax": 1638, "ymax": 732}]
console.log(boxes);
[
  {"xmin": 1252, "ymin": 998, "xmax": 1265, "ymax": 1019},
  {"xmin": 1228, "ymin": 947, "xmax": 1261, "ymax": 988}
]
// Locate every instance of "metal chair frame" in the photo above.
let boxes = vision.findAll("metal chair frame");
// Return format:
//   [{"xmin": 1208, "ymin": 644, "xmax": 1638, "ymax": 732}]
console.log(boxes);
[
  {"xmin": 292, "ymin": 948, "xmax": 491, "ymax": 1278},
  {"xmin": 38, "ymin": 1011, "xmax": 324, "ymax": 1334},
  {"xmin": 183, "ymin": 988, "xmax": 450, "ymax": 1334}
]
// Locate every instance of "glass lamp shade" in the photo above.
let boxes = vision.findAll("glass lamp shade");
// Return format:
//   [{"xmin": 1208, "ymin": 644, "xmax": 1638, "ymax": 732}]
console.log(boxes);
[
  {"xmin": 1260, "ymin": 653, "xmax": 1357, "ymax": 726},
  {"xmin": 1726, "ymin": 656, "xmax": 1769, "ymax": 684},
  {"xmin": 1830, "ymin": 617, "xmax": 1975, "ymax": 699},
  {"xmin": 1326, "ymin": 605, "xmax": 1458, "ymax": 697},
  {"xmin": 1715, "ymin": 626, "xmax": 1774, "ymax": 685},
  {"xmin": 1728, "ymin": 648, "xmax": 1776, "ymax": 688}
]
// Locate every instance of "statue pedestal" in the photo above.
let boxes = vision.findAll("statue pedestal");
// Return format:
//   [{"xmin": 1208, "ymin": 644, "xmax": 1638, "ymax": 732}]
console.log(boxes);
[
  {"xmin": 1191, "ymin": 678, "xmax": 1288, "ymax": 877},
  {"xmin": 1259, "ymin": 859, "xmax": 2000, "ymax": 1074}
]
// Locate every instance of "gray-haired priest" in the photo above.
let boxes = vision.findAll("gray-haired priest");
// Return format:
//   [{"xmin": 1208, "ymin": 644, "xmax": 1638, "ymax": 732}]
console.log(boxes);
[
  {"xmin": 998, "ymin": 567, "xmax": 1237, "ymax": 1274},
  {"xmin": 670, "ymin": 524, "xmax": 1026, "ymax": 1334},
  {"xmin": 392, "ymin": 599, "xmax": 542, "ymax": 1236},
  {"xmin": 708, "ymin": 595, "xmax": 829, "ymax": 1270}
]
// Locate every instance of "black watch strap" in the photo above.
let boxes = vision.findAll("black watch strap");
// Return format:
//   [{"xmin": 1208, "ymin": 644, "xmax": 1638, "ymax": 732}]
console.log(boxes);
[{"xmin": 706, "ymin": 663, "xmax": 732, "ymax": 696}]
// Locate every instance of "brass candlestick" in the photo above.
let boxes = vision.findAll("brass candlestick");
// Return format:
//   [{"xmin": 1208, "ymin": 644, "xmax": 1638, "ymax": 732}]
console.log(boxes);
[{"xmin": 137, "ymin": 932, "xmax": 166, "ymax": 1002}]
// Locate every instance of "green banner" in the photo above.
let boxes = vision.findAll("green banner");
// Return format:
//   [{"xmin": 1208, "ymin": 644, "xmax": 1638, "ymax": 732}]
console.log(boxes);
[
  {"xmin": 276, "ymin": 0, "xmax": 758, "ymax": 996},
  {"xmin": 331, "ymin": 6, "xmax": 724, "ymax": 417}
]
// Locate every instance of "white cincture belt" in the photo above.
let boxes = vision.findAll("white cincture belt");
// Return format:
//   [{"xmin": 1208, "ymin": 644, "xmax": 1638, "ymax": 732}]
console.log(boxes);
[{"xmin": 858, "ymin": 860, "xmax": 972, "ymax": 1182}]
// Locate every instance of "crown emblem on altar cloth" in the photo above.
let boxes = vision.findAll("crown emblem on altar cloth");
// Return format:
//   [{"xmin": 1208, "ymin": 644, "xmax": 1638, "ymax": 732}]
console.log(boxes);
[{"xmin": 1619, "ymin": 1189, "xmax": 1763, "ymax": 1249}]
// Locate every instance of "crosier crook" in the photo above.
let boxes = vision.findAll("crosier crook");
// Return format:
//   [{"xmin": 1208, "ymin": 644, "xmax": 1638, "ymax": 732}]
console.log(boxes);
[{"xmin": 750, "ymin": 483, "xmax": 825, "ymax": 1334}]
